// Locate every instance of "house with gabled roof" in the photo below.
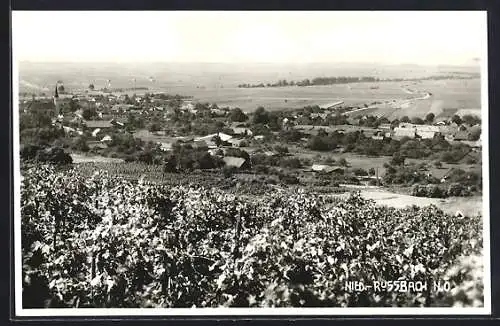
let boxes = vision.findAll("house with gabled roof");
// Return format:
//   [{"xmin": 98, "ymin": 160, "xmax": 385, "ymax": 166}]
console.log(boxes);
[
  {"xmin": 84, "ymin": 120, "xmax": 114, "ymax": 129},
  {"xmin": 223, "ymin": 156, "xmax": 246, "ymax": 169},
  {"xmin": 393, "ymin": 127, "xmax": 416, "ymax": 139}
]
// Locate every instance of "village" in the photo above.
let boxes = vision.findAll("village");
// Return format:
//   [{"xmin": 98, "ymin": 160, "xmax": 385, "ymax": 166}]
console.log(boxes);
[{"xmin": 19, "ymin": 81, "xmax": 482, "ymax": 199}]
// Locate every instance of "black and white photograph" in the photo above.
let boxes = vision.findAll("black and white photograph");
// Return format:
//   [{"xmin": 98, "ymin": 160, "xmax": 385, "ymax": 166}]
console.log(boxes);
[{"xmin": 13, "ymin": 10, "xmax": 490, "ymax": 316}]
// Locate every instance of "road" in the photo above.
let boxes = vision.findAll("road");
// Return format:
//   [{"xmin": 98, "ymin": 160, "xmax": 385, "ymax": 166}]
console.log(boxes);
[{"xmin": 343, "ymin": 86, "xmax": 431, "ymax": 116}]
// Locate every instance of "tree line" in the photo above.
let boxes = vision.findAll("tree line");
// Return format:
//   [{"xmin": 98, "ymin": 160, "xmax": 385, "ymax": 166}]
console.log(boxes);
[{"xmin": 237, "ymin": 74, "xmax": 480, "ymax": 88}]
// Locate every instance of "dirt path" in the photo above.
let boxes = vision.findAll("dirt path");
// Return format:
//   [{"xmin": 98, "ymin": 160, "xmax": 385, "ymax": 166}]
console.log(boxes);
[{"xmin": 342, "ymin": 86, "xmax": 431, "ymax": 117}]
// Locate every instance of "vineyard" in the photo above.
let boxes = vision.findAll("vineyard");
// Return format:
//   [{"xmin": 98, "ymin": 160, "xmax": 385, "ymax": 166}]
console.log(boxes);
[{"xmin": 21, "ymin": 165, "xmax": 483, "ymax": 308}]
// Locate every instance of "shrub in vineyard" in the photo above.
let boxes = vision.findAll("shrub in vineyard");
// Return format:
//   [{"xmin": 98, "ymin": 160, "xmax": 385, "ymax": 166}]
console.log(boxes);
[{"xmin": 21, "ymin": 165, "xmax": 483, "ymax": 308}]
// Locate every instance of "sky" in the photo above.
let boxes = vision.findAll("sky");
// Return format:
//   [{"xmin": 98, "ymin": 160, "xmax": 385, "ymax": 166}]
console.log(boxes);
[{"xmin": 12, "ymin": 11, "xmax": 486, "ymax": 65}]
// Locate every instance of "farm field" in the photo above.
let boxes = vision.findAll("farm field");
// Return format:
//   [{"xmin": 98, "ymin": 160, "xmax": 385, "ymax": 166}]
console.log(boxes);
[
  {"xmin": 19, "ymin": 61, "xmax": 479, "ymax": 93},
  {"xmin": 384, "ymin": 78, "xmax": 481, "ymax": 119},
  {"xmin": 185, "ymin": 82, "xmax": 412, "ymax": 111},
  {"xmin": 70, "ymin": 153, "xmax": 125, "ymax": 164}
]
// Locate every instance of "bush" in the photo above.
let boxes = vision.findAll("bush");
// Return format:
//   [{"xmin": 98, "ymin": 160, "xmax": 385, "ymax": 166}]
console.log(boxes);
[
  {"xmin": 20, "ymin": 144, "xmax": 42, "ymax": 161},
  {"xmin": 274, "ymin": 145, "xmax": 289, "ymax": 155},
  {"xmin": 390, "ymin": 153, "xmax": 406, "ymax": 166},
  {"xmin": 338, "ymin": 158, "xmax": 349, "ymax": 167},
  {"xmin": 412, "ymin": 185, "xmax": 428, "ymax": 197},
  {"xmin": 163, "ymin": 156, "xmax": 177, "ymax": 173},
  {"xmin": 280, "ymin": 129, "xmax": 304, "ymax": 143},
  {"xmin": 352, "ymin": 168, "xmax": 368, "ymax": 176},
  {"xmin": 447, "ymin": 183, "xmax": 472, "ymax": 197},
  {"xmin": 466, "ymin": 157, "xmax": 477, "ymax": 165},
  {"xmin": 230, "ymin": 108, "xmax": 248, "ymax": 122},
  {"xmin": 278, "ymin": 173, "xmax": 300, "ymax": 185},
  {"xmin": 324, "ymin": 156, "xmax": 336, "ymax": 164},
  {"xmin": 70, "ymin": 137, "xmax": 89, "ymax": 152},
  {"xmin": 468, "ymin": 128, "xmax": 481, "ymax": 141},
  {"xmin": 412, "ymin": 184, "xmax": 448, "ymax": 198},
  {"xmin": 254, "ymin": 165, "xmax": 270, "ymax": 174},
  {"xmin": 307, "ymin": 136, "xmax": 337, "ymax": 151},
  {"xmin": 36, "ymin": 147, "xmax": 73, "ymax": 165},
  {"xmin": 223, "ymin": 166, "xmax": 237, "ymax": 178},
  {"xmin": 426, "ymin": 185, "xmax": 447, "ymax": 198},
  {"xmin": 279, "ymin": 157, "xmax": 302, "ymax": 169}
]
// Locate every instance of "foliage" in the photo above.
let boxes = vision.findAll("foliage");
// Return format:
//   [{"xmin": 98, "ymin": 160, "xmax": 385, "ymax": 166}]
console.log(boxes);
[
  {"xmin": 82, "ymin": 108, "xmax": 98, "ymax": 120},
  {"xmin": 253, "ymin": 107, "xmax": 270, "ymax": 125},
  {"xmin": 274, "ymin": 145, "xmax": 289, "ymax": 155},
  {"xmin": 352, "ymin": 168, "xmax": 368, "ymax": 176},
  {"xmin": 390, "ymin": 153, "xmax": 406, "ymax": 166},
  {"xmin": 424, "ymin": 113, "xmax": 435, "ymax": 124},
  {"xmin": 468, "ymin": 127, "xmax": 481, "ymax": 141},
  {"xmin": 40, "ymin": 147, "xmax": 73, "ymax": 165},
  {"xmin": 451, "ymin": 115, "xmax": 462, "ymax": 125},
  {"xmin": 412, "ymin": 183, "xmax": 473, "ymax": 198},
  {"xmin": 278, "ymin": 173, "xmax": 300, "ymax": 185},
  {"xmin": 21, "ymin": 165, "xmax": 483, "ymax": 308},
  {"xmin": 279, "ymin": 157, "xmax": 302, "ymax": 169},
  {"xmin": 280, "ymin": 129, "xmax": 304, "ymax": 143},
  {"xmin": 307, "ymin": 136, "xmax": 337, "ymax": 151},
  {"xmin": 411, "ymin": 117, "xmax": 424, "ymax": 125},
  {"xmin": 411, "ymin": 184, "xmax": 448, "ymax": 198},
  {"xmin": 230, "ymin": 108, "xmax": 248, "ymax": 122},
  {"xmin": 384, "ymin": 163, "xmax": 439, "ymax": 186}
]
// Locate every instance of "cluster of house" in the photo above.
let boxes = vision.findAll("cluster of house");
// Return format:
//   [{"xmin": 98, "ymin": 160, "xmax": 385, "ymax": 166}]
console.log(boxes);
[
  {"xmin": 294, "ymin": 120, "xmax": 481, "ymax": 147},
  {"xmin": 390, "ymin": 122, "xmax": 481, "ymax": 143},
  {"xmin": 23, "ymin": 88, "xmax": 197, "ymax": 118},
  {"xmin": 179, "ymin": 101, "xmax": 230, "ymax": 116},
  {"xmin": 155, "ymin": 125, "xmax": 257, "ymax": 151}
]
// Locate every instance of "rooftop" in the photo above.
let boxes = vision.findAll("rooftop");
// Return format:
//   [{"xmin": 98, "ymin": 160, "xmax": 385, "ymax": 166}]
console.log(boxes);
[
  {"xmin": 85, "ymin": 120, "xmax": 114, "ymax": 128},
  {"xmin": 223, "ymin": 156, "xmax": 246, "ymax": 168}
]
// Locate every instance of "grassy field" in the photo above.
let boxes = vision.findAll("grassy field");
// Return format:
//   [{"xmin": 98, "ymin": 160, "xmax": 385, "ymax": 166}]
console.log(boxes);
[
  {"xmin": 351, "ymin": 188, "xmax": 483, "ymax": 216},
  {"xmin": 132, "ymin": 129, "xmax": 190, "ymax": 143}
]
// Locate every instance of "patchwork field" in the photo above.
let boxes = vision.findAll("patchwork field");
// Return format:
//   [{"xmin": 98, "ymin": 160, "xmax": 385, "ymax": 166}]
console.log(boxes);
[
  {"xmin": 182, "ymin": 81, "xmax": 412, "ymax": 112},
  {"xmin": 385, "ymin": 79, "xmax": 481, "ymax": 119}
]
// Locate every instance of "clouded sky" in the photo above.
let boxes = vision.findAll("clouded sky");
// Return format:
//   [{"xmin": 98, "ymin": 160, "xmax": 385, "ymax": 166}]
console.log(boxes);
[{"xmin": 12, "ymin": 11, "xmax": 486, "ymax": 65}]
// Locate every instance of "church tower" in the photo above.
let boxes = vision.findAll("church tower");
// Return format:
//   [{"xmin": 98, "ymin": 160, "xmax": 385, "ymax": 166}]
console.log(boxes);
[{"xmin": 53, "ymin": 83, "xmax": 60, "ymax": 117}]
